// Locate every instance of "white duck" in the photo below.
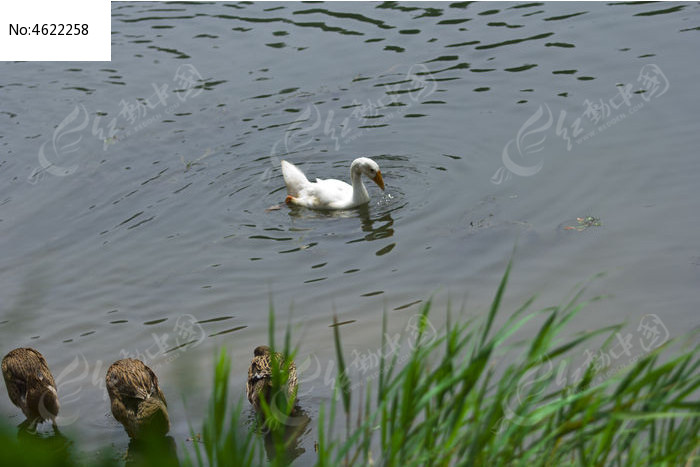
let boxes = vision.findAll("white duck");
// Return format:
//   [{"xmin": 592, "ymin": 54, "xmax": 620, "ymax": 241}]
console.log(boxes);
[{"xmin": 281, "ymin": 157, "xmax": 385, "ymax": 210}]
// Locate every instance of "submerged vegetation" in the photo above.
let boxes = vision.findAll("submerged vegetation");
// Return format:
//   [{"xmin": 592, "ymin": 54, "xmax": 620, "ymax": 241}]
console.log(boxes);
[{"xmin": 1, "ymin": 261, "xmax": 698, "ymax": 466}]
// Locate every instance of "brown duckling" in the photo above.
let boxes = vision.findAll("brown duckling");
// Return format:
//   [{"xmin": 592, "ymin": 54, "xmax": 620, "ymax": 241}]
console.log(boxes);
[
  {"xmin": 246, "ymin": 345, "xmax": 298, "ymax": 412},
  {"xmin": 2, "ymin": 347, "xmax": 60, "ymax": 428},
  {"xmin": 106, "ymin": 358, "xmax": 169, "ymax": 439}
]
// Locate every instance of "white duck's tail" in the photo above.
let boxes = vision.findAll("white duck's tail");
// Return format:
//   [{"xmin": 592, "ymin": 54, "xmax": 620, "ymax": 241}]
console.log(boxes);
[{"xmin": 280, "ymin": 160, "xmax": 311, "ymax": 197}]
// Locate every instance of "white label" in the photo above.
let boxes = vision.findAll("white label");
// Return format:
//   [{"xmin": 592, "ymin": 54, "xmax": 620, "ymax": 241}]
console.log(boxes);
[{"xmin": 1, "ymin": 0, "xmax": 110, "ymax": 61}]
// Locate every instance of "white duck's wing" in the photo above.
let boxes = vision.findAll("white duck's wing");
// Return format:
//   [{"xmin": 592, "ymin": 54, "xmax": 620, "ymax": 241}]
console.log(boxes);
[
  {"xmin": 281, "ymin": 160, "xmax": 311, "ymax": 197},
  {"xmin": 307, "ymin": 178, "xmax": 353, "ymax": 208}
]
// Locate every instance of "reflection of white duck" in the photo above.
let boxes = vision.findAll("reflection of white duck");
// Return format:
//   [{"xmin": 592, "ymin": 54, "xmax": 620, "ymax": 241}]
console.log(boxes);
[{"xmin": 281, "ymin": 158, "xmax": 385, "ymax": 210}]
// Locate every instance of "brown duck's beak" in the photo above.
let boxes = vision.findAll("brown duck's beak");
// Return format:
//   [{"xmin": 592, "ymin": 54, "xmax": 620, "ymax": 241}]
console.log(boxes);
[{"xmin": 372, "ymin": 171, "xmax": 385, "ymax": 190}]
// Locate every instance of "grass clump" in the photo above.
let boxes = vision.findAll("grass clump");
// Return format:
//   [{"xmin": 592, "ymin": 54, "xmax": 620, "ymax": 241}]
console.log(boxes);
[
  {"xmin": 190, "ymin": 260, "xmax": 698, "ymax": 466},
  {"xmin": 316, "ymin": 261, "xmax": 699, "ymax": 466},
  {"xmin": 186, "ymin": 347, "xmax": 262, "ymax": 467}
]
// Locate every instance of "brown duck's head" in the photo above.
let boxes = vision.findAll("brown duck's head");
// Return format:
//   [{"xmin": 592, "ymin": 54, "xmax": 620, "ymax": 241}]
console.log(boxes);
[
  {"xmin": 249, "ymin": 354, "xmax": 272, "ymax": 384},
  {"xmin": 37, "ymin": 385, "xmax": 60, "ymax": 423},
  {"xmin": 247, "ymin": 345, "xmax": 298, "ymax": 413}
]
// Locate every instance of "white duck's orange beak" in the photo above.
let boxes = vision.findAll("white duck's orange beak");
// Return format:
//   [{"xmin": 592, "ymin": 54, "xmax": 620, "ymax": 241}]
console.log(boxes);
[{"xmin": 372, "ymin": 171, "xmax": 385, "ymax": 190}]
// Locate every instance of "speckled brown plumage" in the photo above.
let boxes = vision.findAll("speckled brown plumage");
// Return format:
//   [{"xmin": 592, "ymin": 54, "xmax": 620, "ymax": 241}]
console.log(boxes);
[
  {"xmin": 1, "ymin": 347, "xmax": 60, "ymax": 426},
  {"xmin": 246, "ymin": 345, "xmax": 298, "ymax": 411},
  {"xmin": 106, "ymin": 358, "xmax": 169, "ymax": 438}
]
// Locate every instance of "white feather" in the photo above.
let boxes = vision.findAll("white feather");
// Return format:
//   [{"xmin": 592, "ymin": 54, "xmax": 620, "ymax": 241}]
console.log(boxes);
[
  {"xmin": 280, "ymin": 160, "xmax": 312, "ymax": 197},
  {"xmin": 280, "ymin": 158, "xmax": 384, "ymax": 210}
]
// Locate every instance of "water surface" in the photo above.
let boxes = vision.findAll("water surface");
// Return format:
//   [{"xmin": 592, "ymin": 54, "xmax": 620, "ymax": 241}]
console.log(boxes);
[{"xmin": 1, "ymin": 1, "xmax": 699, "ymax": 462}]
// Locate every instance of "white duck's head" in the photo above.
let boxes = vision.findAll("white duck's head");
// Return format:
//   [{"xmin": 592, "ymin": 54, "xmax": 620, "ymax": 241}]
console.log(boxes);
[{"xmin": 351, "ymin": 157, "xmax": 385, "ymax": 190}]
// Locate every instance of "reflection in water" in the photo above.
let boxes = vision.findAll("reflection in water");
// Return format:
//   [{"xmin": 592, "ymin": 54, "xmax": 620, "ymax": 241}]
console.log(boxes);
[
  {"xmin": 16, "ymin": 424, "xmax": 73, "ymax": 463},
  {"xmin": 126, "ymin": 435, "xmax": 179, "ymax": 467},
  {"xmin": 286, "ymin": 202, "xmax": 397, "ymax": 244},
  {"xmin": 358, "ymin": 206, "xmax": 395, "ymax": 243},
  {"xmin": 285, "ymin": 201, "xmax": 398, "ymax": 263},
  {"xmin": 254, "ymin": 405, "xmax": 312, "ymax": 464},
  {"xmin": 286, "ymin": 204, "xmax": 358, "ymax": 220}
]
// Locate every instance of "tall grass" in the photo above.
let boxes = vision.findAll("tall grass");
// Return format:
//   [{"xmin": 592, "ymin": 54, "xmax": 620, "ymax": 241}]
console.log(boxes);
[
  {"xmin": 188, "ymin": 260, "xmax": 698, "ymax": 466},
  {"xmin": 183, "ymin": 347, "xmax": 263, "ymax": 467},
  {"xmin": 183, "ymin": 302, "xmax": 301, "ymax": 467},
  {"xmin": 317, "ymin": 262, "xmax": 699, "ymax": 466}
]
